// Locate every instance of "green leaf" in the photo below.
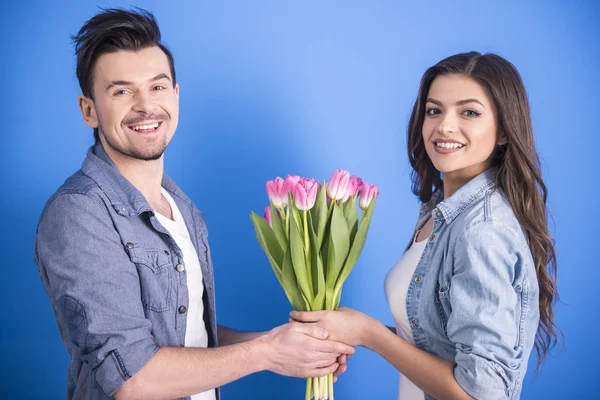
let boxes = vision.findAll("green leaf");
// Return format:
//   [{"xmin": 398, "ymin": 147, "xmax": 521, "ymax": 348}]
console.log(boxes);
[
  {"xmin": 325, "ymin": 203, "xmax": 350, "ymax": 290},
  {"xmin": 308, "ymin": 215, "xmax": 325, "ymax": 311},
  {"xmin": 333, "ymin": 195, "xmax": 377, "ymax": 293},
  {"xmin": 250, "ymin": 213, "xmax": 283, "ymax": 285},
  {"xmin": 289, "ymin": 206, "xmax": 313, "ymax": 304},
  {"xmin": 281, "ymin": 245, "xmax": 307, "ymax": 311},
  {"xmin": 269, "ymin": 203, "xmax": 287, "ymax": 250},
  {"xmin": 343, "ymin": 198, "xmax": 359, "ymax": 245},
  {"xmin": 333, "ymin": 286, "xmax": 343, "ymax": 309},
  {"xmin": 311, "ymin": 182, "xmax": 328, "ymax": 242}
]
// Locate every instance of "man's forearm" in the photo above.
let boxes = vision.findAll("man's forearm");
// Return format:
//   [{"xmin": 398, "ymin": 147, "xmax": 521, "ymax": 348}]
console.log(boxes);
[
  {"xmin": 217, "ymin": 325, "xmax": 267, "ymax": 346},
  {"xmin": 115, "ymin": 338, "xmax": 267, "ymax": 400}
]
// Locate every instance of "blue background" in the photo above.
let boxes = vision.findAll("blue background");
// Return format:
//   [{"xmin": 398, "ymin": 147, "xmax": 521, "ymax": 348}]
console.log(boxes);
[{"xmin": 1, "ymin": 1, "xmax": 598, "ymax": 398}]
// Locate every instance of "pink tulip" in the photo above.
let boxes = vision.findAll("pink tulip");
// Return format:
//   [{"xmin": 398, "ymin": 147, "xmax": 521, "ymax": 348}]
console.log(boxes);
[
  {"xmin": 294, "ymin": 178, "xmax": 319, "ymax": 211},
  {"xmin": 359, "ymin": 183, "xmax": 378, "ymax": 210},
  {"xmin": 263, "ymin": 206, "xmax": 272, "ymax": 227},
  {"xmin": 265, "ymin": 177, "xmax": 285, "ymax": 207},
  {"xmin": 342, "ymin": 175, "xmax": 363, "ymax": 202},
  {"xmin": 281, "ymin": 175, "xmax": 301, "ymax": 206},
  {"xmin": 327, "ymin": 170, "xmax": 351, "ymax": 201}
]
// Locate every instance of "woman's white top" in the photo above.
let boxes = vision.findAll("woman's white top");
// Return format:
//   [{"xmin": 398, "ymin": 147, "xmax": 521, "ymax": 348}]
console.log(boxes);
[{"xmin": 384, "ymin": 234, "xmax": 429, "ymax": 400}]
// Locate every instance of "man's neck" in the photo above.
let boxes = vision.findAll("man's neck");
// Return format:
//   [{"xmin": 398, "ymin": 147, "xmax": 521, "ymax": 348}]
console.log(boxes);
[{"xmin": 102, "ymin": 143, "xmax": 164, "ymax": 207}]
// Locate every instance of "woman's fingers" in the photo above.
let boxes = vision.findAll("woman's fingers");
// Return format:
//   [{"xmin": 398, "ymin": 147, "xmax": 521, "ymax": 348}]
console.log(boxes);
[{"xmin": 290, "ymin": 310, "xmax": 327, "ymax": 322}]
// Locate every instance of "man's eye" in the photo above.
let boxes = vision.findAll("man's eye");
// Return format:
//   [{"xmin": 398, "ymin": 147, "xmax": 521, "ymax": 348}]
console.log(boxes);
[
  {"xmin": 152, "ymin": 85, "xmax": 166, "ymax": 91},
  {"xmin": 426, "ymin": 108, "xmax": 441, "ymax": 115},
  {"xmin": 463, "ymin": 110, "xmax": 480, "ymax": 117},
  {"xmin": 115, "ymin": 89, "xmax": 130, "ymax": 95}
]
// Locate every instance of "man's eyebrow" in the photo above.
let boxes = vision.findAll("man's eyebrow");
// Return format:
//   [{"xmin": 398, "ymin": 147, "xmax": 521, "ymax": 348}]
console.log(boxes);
[
  {"xmin": 150, "ymin": 73, "xmax": 171, "ymax": 83},
  {"xmin": 105, "ymin": 74, "xmax": 172, "ymax": 92},
  {"xmin": 105, "ymin": 80, "xmax": 132, "ymax": 92}
]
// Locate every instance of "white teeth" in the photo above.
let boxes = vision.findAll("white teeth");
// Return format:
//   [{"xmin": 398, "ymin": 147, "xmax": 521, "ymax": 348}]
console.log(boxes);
[
  {"xmin": 435, "ymin": 142, "xmax": 463, "ymax": 149},
  {"xmin": 131, "ymin": 123, "xmax": 159, "ymax": 131}
]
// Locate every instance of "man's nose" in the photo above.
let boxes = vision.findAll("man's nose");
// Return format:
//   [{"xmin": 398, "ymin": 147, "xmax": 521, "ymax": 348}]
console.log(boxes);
[{"xmin": 131, "ymin": 91, "xmax": 155, "ymax": 114}]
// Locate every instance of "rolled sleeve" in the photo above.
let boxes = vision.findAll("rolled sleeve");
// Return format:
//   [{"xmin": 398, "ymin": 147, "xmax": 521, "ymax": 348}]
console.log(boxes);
[
  {"xmin": 447, "ymin": 222, "xmax": 528, "ymax": 399},
  {"xmin": 35, "ymin": 193, "xmax": 158, "ymax": 396}
]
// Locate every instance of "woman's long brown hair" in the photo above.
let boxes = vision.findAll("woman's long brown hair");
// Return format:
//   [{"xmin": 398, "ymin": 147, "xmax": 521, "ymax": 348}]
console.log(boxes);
[{"xmin": 407, "ymin": 52, "xmax": 560, "ymax": 369}]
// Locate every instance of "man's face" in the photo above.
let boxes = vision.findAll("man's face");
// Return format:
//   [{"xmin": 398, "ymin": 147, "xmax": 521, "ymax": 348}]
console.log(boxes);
[{"xmin": 80, "ymin": 46, "xmax": 179, "ymax": 161}]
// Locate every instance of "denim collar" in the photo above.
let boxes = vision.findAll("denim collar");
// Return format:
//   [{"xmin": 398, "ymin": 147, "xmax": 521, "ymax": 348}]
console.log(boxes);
[
  {"xmin": 81, "ymin": 142, "xmax": 192, "ymax": 217},
  {"xmin": 419, "ymin": 167, "xmax": 498, "ymax": 225}
]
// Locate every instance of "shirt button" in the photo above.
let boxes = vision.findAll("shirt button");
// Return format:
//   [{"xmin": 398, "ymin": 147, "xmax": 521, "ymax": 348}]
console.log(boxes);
[
  {"xmin": 178, "ymin": 306, "xmax": 187, "ymax": 314},
  {"xmin": 412, "ymin": 320, "xmax": 420, "ymax": 329},
  {"xmin": 430, "ymin": 234, "xmax": 435, "ymax": 241},
  {"xmin": 414, "ymin": 275, "xmax": 422, "ymax": 283},
  {"xmin": 126, "ymin": 242, "xmax": 134, "ymax": 249},
  {"xmin": 176, "ymin": 264, "xmax": 185, "ymax": 272}
]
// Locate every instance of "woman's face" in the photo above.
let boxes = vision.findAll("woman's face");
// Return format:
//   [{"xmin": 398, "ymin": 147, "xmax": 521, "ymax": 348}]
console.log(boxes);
[{"xmin": 422, "ymin": 74, "xmax": 504, "ymax": 182}]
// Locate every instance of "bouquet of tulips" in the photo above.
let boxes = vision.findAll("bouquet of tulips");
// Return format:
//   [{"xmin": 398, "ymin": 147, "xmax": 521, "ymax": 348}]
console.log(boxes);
[{"xmin": 250, "ymin": 170, "xmax": 378, "ymax": 400}]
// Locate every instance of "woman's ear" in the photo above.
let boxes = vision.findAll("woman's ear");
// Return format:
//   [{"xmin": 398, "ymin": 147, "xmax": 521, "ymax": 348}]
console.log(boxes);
[{"xmin": 497, "ymin": 132, "xmax": 508, "ymax": 146}]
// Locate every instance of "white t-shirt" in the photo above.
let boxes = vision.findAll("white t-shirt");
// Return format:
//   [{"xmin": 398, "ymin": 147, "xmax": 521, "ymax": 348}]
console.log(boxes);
[
  {"xmin": 384, "ymin": 234, "xmax": 429, "ymax": 400},
  {"xmin": 155, "ymin": 188, "xmax": 216, "ymax": 400}
]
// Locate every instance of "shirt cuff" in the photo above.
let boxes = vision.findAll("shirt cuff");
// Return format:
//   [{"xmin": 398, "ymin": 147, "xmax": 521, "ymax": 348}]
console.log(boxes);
[
  {"xmin": 454, "ymin": 359, "xmax": 511, "ymax": 400},
  {"xmin": 94, "ymin": 337, "xmax": 159, "ymax": 396}
]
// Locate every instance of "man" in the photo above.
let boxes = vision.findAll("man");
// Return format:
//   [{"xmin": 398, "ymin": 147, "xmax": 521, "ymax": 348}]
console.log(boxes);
[{"xmin": 34, "ymin": 8, "xmax": 352, "ymax": 400}]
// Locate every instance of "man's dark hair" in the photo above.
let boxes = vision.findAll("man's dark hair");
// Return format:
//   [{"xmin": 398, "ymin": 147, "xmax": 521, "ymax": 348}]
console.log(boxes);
[{"xmin": 71, "ymin": 7, "xmax": 176, "ymax": 143}]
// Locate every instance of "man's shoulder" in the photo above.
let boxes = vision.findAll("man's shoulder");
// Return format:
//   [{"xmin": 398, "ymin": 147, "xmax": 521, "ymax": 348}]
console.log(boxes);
[{"xmin": 39, "ymin": 169, "xmax": 109, "ymax": 223}]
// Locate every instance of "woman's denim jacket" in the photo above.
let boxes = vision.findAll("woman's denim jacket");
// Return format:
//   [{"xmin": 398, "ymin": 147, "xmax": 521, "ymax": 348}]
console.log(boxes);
[{"xmin": 405, "ymin": 167, "xmax": 539, "ymax": 399}]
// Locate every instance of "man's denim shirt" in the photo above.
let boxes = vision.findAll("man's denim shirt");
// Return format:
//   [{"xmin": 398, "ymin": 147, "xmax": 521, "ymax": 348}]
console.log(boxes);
[
  {"xmin": 406, "ymin": 168, "xmax": 539, "ymax": 400},
  {"xmin": 34, "ymin": 143, "xmax": 219, "ymax": 399}
]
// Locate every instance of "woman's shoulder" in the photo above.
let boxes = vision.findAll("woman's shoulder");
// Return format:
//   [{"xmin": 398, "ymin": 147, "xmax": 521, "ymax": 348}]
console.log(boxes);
[{"xmin": 451, "ymin": 187, "xmax": 530, "ymax": 253}]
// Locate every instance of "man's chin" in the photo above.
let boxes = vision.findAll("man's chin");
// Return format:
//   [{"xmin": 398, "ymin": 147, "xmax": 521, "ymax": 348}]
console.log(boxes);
[
  {"xmin": 141, "ymin": 151, "xmax": 165, "ymax": 161},
  {"xmin": 116, "ymin": 146, "xmax": 167, "ymax": 162},
  {"xmin": 133, "ymin": 147, "xmax": 167, "ymax": 161}
]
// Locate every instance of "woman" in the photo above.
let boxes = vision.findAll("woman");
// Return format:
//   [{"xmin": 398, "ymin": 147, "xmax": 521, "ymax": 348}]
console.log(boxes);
[{"xmin": 292, "ymin": 52, "xmax": 559, "ymax": 400}]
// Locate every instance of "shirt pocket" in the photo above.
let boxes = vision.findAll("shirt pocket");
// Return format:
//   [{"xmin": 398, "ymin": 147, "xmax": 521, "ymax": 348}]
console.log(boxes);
[
  {"xmin": 126, "ymin": 244, "xmax": 172, "ymax": 312},
  {"xmin": 435, "ymin": 282, "xmax": 452, "ymax": 339}
]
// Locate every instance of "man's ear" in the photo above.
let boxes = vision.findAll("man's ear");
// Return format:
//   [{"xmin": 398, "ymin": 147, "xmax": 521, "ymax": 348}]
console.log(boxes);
[{"xmin": 78, "ymin": 94, "xmax": 99, "ymax": 129}]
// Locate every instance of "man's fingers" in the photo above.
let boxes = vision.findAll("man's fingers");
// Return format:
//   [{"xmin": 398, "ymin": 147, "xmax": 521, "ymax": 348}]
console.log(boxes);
[
  {"xmin": 292, "ymin": 322, "xmax": 328, "ymax": 339},
  {"xmin": 310, "ymin": 357, "xmax": 337, "ymax": 368},
  {"xmin": 290, "ymin": 310, "xmax": 325, "ymax": 323},
  {"xmin": 337, "ymin": 354, "xmax": 348, "ymax": 364},
  {"xmin": 314, "ymin": 339, "xmax": 355, "ymax": 355},
  {"xmin": 310, "ymin": 362, "xmax": 339, "ymax": 377},
  {"xmin": 333, "ymin": 364, "xmax": 347, "ymax": 377}
]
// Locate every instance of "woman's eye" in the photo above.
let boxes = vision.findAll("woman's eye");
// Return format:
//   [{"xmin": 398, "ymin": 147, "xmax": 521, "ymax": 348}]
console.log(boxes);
[
  {"xmin": 426, "ymin": 108, "xmax": 441, "ymax": 116},
  {"xmin": 463, "ymin": 110, "xmax": 480, "ymax": 117}
]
